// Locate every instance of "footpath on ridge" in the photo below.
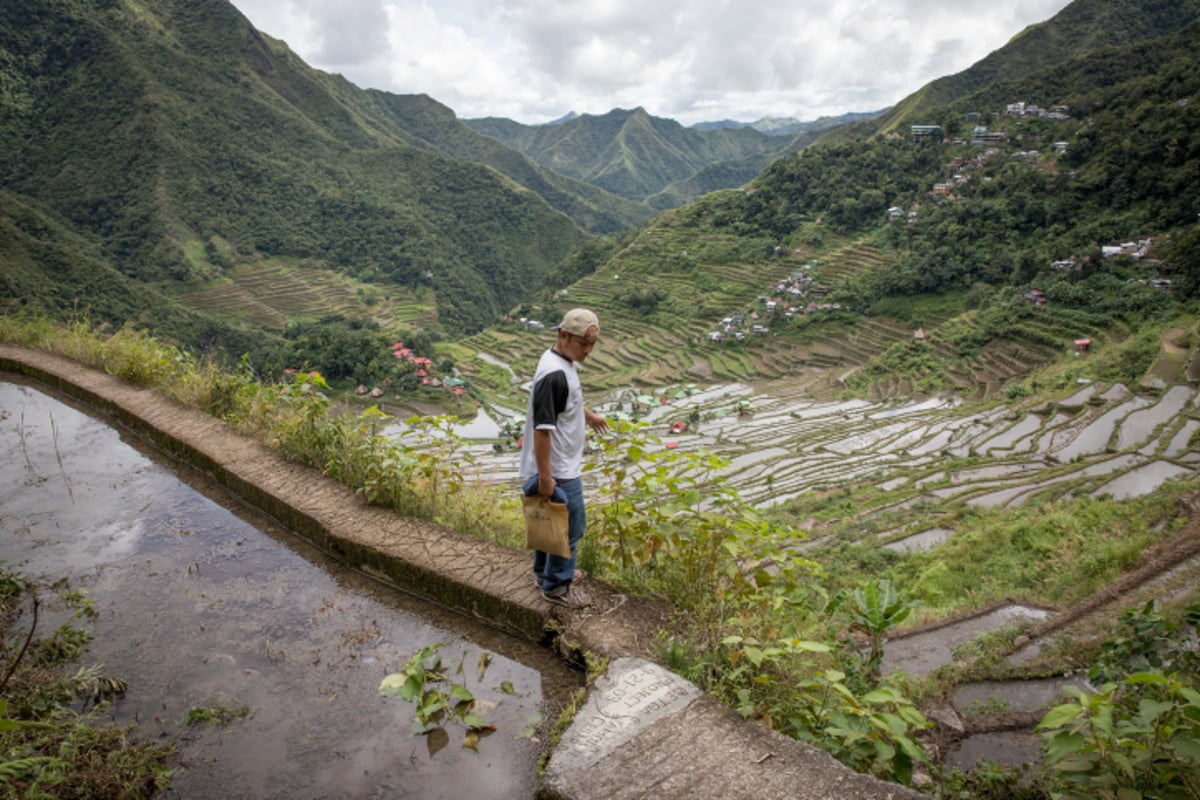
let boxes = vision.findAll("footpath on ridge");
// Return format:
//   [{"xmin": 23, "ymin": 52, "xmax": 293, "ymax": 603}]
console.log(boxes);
[{"xmin": 0, "ymin": 345, "xmax": 922, "ymax": 800}]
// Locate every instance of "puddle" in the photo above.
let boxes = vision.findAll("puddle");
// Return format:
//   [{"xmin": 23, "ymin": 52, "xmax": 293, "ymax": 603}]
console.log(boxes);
[
  {"xmin": 1053, "ymin": 398, "xmax": 1153, "ymax": 462},
  {"xmin": 968, "ymin": 483, "xmax": 1046, "ymax": 508},
  {"xmin": 0, "ymin": 380, "xmax": 579, "ymax": 799},
  {"xmin": 951, "ymin": 462, "xmax": 1043, "ymax": 482},
  {"xmin": 822, "ymin": 421, "xmax": 912, "ymax": 455},
  {"xmin": 1092, "ymin": 460, "xmax": 1193, "ymax": 500},
  {"xmin": 966, "ymin": 454, "xmax": 1147, "ymax": 508},
  {"xmin": 908, "ymin": 427, "xmax": 955, "ymax": 456},
  {"xmin": 882, "ymin": 528, "xmax": 954, "ymax": 553},
  {"xmin": 1100, "ymin": 384, "xmax": 1133, "ymax": 402},
  {"xmin": 883, "ymin": 605, "xmax": 1050, "ymax": 677},
  {"xmin": 451, "ymin": 407, "xmax": 503, "ymax": 438}
]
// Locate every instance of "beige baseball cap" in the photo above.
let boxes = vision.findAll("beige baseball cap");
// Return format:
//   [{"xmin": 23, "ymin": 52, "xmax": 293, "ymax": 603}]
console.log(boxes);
[{"xmin": 552, "ymin": 308, "xmax": 600, "ymax": 336}]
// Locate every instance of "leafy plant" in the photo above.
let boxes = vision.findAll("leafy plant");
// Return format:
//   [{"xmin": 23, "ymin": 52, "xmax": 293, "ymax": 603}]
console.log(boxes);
[
  {"xmin": 829, "ymin": 579, "xmax": 917, "ymax": 685},
  {"xmin": 588, "ymin": 419, "xmax": 822, "ymax": 642},
  {"xmin": 1038, "ymin": 673, "xmax": 1200, "ymax": 799},
  {"xmin": 1089, "ymin": 601, "xmax": 1200, "ymax": 685},
  {"xmin": 379, "ymin": 645, "xmax": 496, "ymax": 753},
  {"xmin": 1036, "ymin": 603, "xmax": 1200, "ymax": 799},
  {"xmin": 786, "ymin": 670, "xmax": 930, "ymax": 786}
]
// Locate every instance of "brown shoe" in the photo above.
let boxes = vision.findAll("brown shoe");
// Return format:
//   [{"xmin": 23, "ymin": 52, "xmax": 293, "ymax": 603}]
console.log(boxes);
[{"xmin": 542, "ymin": 587, "xmax": 592, "ymax": 608}]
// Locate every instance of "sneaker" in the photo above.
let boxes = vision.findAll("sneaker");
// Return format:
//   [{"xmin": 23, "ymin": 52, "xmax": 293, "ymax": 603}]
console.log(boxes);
[
  {"xmin": 534, "ymin": 569, "xmax": 586, "ymax": 590},
  {"xmin": 542, "ymin": 587, "xmax": 592, "ymax": 609}
]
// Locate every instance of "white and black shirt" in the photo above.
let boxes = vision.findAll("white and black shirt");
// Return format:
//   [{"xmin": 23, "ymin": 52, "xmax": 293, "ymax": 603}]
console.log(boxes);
[{"xmin": 519, "ymin": 348, "xmax": 585, "ymax": 480}]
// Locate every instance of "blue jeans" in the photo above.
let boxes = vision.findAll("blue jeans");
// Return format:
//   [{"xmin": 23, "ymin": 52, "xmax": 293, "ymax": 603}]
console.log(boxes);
[{"xmin": 525, "ymin": 474, "xmax": 585, "ymax": 594}]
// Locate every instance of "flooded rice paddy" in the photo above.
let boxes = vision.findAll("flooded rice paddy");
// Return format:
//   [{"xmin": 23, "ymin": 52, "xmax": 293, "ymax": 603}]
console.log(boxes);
[
  {"xmin": 463, "ymin": 377, "xmax": 1199, "ymax": 514},
  {"xmin": 0, "ymin": 380, "xmax": 580, "ymax": 799},
  {"xmin": 881, "ymin": 605, "xmax": 1052, "ymax": 676}
]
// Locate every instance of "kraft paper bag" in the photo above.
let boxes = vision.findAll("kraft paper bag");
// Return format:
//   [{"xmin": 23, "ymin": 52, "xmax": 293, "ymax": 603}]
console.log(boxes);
[{"xmin": 522, "ymin": 495, "xmax": 570, "ymax": 558}]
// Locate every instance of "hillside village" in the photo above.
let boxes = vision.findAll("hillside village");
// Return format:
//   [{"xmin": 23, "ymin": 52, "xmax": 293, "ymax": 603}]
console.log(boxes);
[{"xmin": 353, "ymin": 340, "xmax": 468, "ymax": 400}]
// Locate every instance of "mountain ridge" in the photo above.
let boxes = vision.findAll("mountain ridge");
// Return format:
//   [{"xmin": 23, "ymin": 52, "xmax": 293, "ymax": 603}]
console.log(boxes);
[{"xmin": 463, "ymin": 106, "xmax": 816, "ymax": 207}]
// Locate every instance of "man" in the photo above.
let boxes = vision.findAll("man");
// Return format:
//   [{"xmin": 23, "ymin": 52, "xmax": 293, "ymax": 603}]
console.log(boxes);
[{"xmin": 520, "ymin": 308, "xmax": 610, "ymax": 608}]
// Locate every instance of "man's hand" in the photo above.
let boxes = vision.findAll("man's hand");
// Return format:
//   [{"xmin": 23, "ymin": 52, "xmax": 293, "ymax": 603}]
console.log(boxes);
[
  {"xmin": 538, "ymin": 474, "xmax": 557, "ymax": 498},
  {"xmin": 585, "ymin": 408, "xmax": 610, "ymax": 434}
]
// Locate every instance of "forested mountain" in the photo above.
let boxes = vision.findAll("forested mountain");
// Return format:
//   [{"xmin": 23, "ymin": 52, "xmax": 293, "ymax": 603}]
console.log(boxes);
[
  {"xmin": 357, "ymin": 92, "xmax": 655, "ymax": 232},
  {"xmin": 0, "ymin": 0, "xmax": 647, "ymax": 346},
  {"xmin": 464, "ymin": 107, "xmax": 815, "ymax": 209},
  {"xmin": 820, "ymin": 0, "xmax": 1200, "ymax": 143}
]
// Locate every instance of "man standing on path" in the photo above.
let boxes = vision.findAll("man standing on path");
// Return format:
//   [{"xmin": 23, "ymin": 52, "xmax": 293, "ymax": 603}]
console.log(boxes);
[{"xmin": 520, "ymin": 308, "xmax": 609, "ymax": 608}]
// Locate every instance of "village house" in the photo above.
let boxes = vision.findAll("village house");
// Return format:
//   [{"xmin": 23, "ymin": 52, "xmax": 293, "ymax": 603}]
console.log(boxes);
[
  {"xmin": 911, "ymin": 124, "xmax": 943, "ymax": 143},
  {"xmin": 1102, "ymin": 239, "xmax": 1154, "ymax": 259}
]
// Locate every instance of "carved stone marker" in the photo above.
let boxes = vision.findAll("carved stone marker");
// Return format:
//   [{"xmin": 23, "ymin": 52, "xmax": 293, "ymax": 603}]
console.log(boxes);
[{"xmin": 548, "ymin": 657, "xmax": 701, "ymax": 773}]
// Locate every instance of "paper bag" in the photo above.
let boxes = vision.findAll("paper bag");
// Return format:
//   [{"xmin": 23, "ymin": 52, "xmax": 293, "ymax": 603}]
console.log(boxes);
[{"xmin": 522, "ymin": 495, "xmax": 570, "ymax": 557}]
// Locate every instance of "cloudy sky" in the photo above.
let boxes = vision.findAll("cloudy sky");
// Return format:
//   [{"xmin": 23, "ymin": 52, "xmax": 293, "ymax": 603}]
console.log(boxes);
[{"xmin": 228, "ymin": 0, "xmax": 1074, "ymax": 126}]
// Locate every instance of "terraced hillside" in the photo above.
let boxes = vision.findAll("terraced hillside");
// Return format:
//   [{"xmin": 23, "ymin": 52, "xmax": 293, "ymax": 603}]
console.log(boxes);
[
  {"xmin": 446, "ymin": 236, "xmax": 908, "ymax": 397},
  {"xmin": 172, "ymin": 260, "xmax": 437, "ymax": 331},
  {"xmin": 465, "ymin": 368, "xmax": 1200, "ymax": 541}
]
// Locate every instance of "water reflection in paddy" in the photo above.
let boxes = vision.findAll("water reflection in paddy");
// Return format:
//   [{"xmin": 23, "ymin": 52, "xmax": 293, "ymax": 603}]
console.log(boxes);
[
  {"xmin": 0, "ymin": 380, "xmax": 579, "ymax": 800},
  {"xmin": 1093, "ymin": 460, "xmax": 1194, "ymax": 500}
]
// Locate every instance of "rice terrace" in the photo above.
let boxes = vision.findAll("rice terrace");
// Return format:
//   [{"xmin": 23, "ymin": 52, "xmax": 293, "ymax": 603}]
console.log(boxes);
[{"xmin": 5, "ymin": 0, "xmax": 1200, "ymax": 794}]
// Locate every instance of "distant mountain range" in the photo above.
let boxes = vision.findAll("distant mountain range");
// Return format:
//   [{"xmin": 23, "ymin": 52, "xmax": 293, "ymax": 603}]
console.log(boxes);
[
  {"xmin": 463, "ymin": 107, "xmax": 889, "ymax": 209},
  {"xmin": 531, "ymin": 109, "xmax": 889, "ymax": 136},
  {"xmin": 690, "ymin": 111, "xmax": 889, "ymax": 135}
]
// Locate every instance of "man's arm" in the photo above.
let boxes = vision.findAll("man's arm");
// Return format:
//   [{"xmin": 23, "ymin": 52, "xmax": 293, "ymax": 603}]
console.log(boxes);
[{"xmin": 534, "ymin": 428, "xmax": 556, "ymax": 497}]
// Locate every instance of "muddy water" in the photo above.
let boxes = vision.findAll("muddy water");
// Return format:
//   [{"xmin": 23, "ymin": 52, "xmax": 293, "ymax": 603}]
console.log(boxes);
[
  {"xmin": 0, "ymin": 379, "xmax": 580, "ymax": 799},
  {"xmin": 951, "ymin": 678, "xmax": 1087, "ymax": 715},
  {"xmin": 945, "ymin": 731, "xmax": 1043, "ymax": 774}
]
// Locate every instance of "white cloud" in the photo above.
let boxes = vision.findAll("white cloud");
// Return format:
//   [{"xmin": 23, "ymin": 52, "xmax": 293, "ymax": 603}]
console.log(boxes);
[{"xmin": 228, "ymin": 0, "xmax": 1074, "ymax": 125}]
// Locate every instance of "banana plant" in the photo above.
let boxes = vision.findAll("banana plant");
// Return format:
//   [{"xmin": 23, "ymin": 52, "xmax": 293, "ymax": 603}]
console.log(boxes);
[{"xmin": 830, "ymin": 579, "xmax": 916, "ymax": 685}]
